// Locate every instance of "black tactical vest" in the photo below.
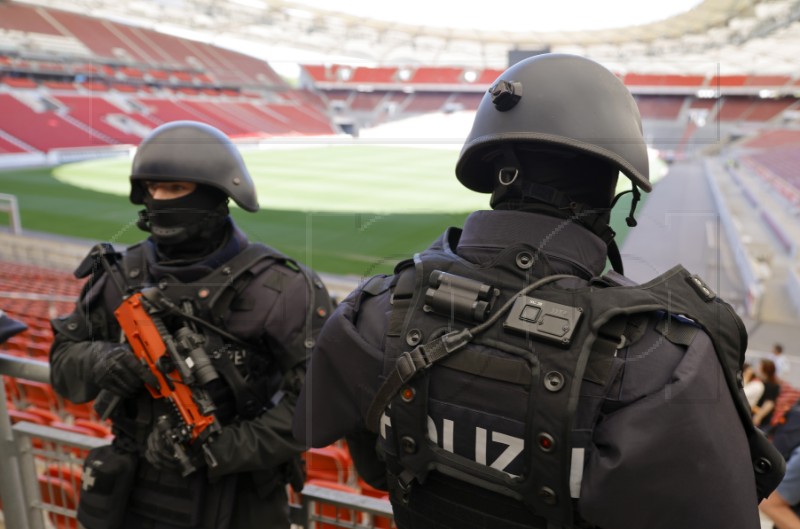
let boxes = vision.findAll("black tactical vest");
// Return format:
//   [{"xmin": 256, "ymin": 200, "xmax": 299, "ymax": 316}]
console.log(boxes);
[
  {"xmin": 365, "ymin": 229, "xmax": 783, "ymax": 529},
  {"xmin": 114, "ymin": 241, "xmax": 304, "ymax": 428}
]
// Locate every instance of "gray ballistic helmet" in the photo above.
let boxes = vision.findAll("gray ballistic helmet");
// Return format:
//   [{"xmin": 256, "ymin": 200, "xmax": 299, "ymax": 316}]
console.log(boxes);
[
  {"xmin": 130, "ymin": 121, "xmax": 259, "ymax": 212},
  {"xmin": 456, "ymin": 54, "xmax": 651, "ymax": 194}
]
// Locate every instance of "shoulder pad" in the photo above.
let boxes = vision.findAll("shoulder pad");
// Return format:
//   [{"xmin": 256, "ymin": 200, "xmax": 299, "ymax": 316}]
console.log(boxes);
[
  {"xmin": 246, "ymin": 242, "xmax": 290, "ymax": 262},
  {"xmin": 74, "ymin": 243, "xmax": 116, "ymax": 278},
  {"xmin": 361, "ymin": 275, "xmax": 393, "ymax": 297},
  {"xmin": 392, "ymin": 258, "xmax": 415, "ymax": 275}
]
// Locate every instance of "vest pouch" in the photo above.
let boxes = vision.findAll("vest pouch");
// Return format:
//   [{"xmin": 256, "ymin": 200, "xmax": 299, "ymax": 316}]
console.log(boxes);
[
  {"xmin": 126, "ymin": 461, "xmax": 239, "ymax": 529},
  {"xmin": 77, "ymin": 445, "xmax": 139, "ymax": 529},
  {"xmin": 128, "ymin": 461, "xmax": 207, "ymax": 527}
]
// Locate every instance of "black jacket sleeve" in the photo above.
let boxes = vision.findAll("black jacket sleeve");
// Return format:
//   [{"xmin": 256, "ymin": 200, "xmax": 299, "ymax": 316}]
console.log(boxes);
[
  {"xmin": 208, "ymin": 263, "xmax": 332, "ymax": 479},
  {"xmin": 49, "ymin": 275, "xmax": 118, "ymax": 403},
  {"xmin": 293, "ymin": 284, "xmax": 390, "ymax": 487},
  {"xmin": 578, "ymin": 325, "xmax": 760, "ymax": 529}
]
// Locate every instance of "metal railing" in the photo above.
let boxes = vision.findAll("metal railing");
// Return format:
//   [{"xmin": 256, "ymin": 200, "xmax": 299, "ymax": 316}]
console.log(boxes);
[
  {"xmin": 0, "ymin": 193, "xmax": 22, "ymax": 235},
  {"xmin": 297, "ymin": 484, "xmax": 395, "ymax": 529},
  {"xmin": 0, "ymin": 352, "xmax": 395, "ymax": 529}
]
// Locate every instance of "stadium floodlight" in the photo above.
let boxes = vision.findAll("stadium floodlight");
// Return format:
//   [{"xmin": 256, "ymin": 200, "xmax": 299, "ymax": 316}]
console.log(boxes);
[
  {"xmin": 463, "ymin": 69, "xmax": 478, "ymax": 83},
  {"xmin": 696, "ymin": 89, "xmax": 717, "ymax": 98},
  {"xmin": 397, "ymin": 67, "xmax": 413, "ymax": 81},
  {"xmin": 338, "ymin": 66, "xmax": 353, "ymax": 81},
  {"xmin": 758, "ymin": 89, "xmax": 778, "ymax": 99}
]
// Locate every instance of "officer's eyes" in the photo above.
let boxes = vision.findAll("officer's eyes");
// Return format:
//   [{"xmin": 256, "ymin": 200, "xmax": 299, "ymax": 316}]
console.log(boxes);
[{"xmin": 145, "ymin": 183, "xmax": 191, "ymax": 194}]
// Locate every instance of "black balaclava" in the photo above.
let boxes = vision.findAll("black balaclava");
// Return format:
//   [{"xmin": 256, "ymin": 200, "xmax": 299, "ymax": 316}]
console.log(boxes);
[
  {"xmin": 137, "ymin": 183, "xmax": 230, "ymax": 261},
  {"xmin": 490, "ymin": 145, "xmax": 619, "ymax": 215},
  {"xmin": 488, "ymin": 145, "xmax": 639, "ymax": 274}
]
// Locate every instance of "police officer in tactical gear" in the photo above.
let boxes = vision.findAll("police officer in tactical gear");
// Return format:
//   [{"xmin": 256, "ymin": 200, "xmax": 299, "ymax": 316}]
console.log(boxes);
[
  {"xmin": 293, "ymin": 54, "xmax": 783, "ymax": 529},
  {"xmin": 50, "ymin": 121, "xmax": 332, "ymax": 529}
]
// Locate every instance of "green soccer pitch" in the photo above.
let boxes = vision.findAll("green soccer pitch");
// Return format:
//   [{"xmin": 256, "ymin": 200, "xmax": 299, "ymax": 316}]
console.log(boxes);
[{"xmin": 0, "ymin": 145, "xmax": 657, "ymax": 276}]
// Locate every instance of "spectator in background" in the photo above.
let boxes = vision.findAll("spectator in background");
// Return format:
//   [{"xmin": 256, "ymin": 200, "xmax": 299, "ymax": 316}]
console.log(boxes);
[
  {"xmin": 773, "ymin": 343, "xmax": 791, "ymax": 380},
  {"xmin": 761, "ymin": 402, "xmax": 800, "ymax": 528},
  {"xmin": 754, "ymin": 359, "xmax": 781, "ymax": 429},
  {"xmin": 761, "ymin": 448, "xmax": 800, "ymax": 529},
  {"xmin": 744, "ymin": 362, "xmax": 765, "ymax": 411}
]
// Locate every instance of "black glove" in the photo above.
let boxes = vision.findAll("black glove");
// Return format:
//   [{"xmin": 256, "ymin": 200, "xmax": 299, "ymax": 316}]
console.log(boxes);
[
  {"xmin": 90, "ymin": 344, "xmax": 147, "ymax": 398},
  {"xmin": 144, "ymin": 428, "xmax": 181, "ymax": 471}
]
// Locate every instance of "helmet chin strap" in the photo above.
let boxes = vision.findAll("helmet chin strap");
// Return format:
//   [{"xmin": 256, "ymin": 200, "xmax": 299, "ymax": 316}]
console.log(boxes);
[{"xmin": 611, "ymin": 185, "xmax": 641, "ymax": 228}]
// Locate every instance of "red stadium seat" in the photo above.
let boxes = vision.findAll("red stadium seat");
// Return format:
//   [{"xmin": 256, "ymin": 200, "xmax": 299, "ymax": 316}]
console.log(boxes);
[
  {"xmin": 22, "ymin": 406, "xmax": 60, "ymax": 425},
  {"xmin": 73, "ymin": 418, "xmax": 112, "ymax": 438},
  {"xmin": 305, "ymin": 479, "xmax": 362, "ymax": 529},
  {"xmin": 37, "ymin": 475, "xmax": 78, "ymax": 529},
  {"xmin": 44, "ymin": 463, "xmax": 83, "ymax": 492},
  {"xmin": 357, "ymin": 477, "xmax": 395, "ymax": 529},
  {"xmin": 8, "ymin": 408, "xmax": 49, "ymax": 425},
  {"xmin": 50, "ymin": 421, "xmax": 97, "ymax": 436},
  {"xmin": 303, "ymin": 445, "xmax": 353, "ymax": 484},
  {"xmin": 4, "ymin": 375, "xmax": 21, "ymax": 403},
  {"xmin": 16, "ymin": 380, "xmax": 61, "ymax": 412},
  {"xmin": 62, "ymin": 399, "xmax": 97, "ymax": 421}
]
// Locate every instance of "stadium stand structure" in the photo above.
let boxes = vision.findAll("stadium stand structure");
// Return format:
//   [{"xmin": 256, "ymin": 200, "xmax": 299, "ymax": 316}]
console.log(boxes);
[
  {"xmin": 1, "ymin": 2, "xmax": 798, "ymax": 158},
  {"xmin": 299, "ymin": 63, "xmax": 800, "ymax": 155},
  {"xmin": 0, "ymin": 3, "xmax": 340, "ymax": 156}
]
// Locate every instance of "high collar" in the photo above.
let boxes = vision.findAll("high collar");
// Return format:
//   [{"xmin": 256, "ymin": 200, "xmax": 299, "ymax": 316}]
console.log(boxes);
[
  {"xmin": 456, "ymin": 209, "xmax": 609, "ymax": 277},
  {"xmin": 146, "ymin": 221, "xmax": 249, "ymax": 283}
]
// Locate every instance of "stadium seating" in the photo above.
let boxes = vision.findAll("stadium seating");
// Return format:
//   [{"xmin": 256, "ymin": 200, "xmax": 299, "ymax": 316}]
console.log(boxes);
[
  {"xmin": 305, "ymin": 479, "xmax": 363, "ymax": 529},
  {"xmin": 1, "ymin": 76, "xmax": 39, "ymax": 89},
  {"xmin": 351, "ymin": 91, "xmax": 389, "ymax": 112},
  {"xmin": 744, "ymin": 75, "xmax": 792, "ymax": 87},
  {"xmin": 0, "ymin": 136, "xmax": 29, "ymax": 154},
  {"xmin": 51, "ymin": 95, "xmax": 144, "ymax": 144},
  {"xmin": 351, "ymin": 67, "xmax": 399, "ymax": 84},
  {"xmin": 709, "ymin": 74, "xmax": 749, "ymax": 87},
  {"xmin": 37, "ymin": 474, "xmax": 79, "ymax": 529},
  {"xmin": 634, "ymin": 95, "xmax": 686, "ymax": 120},
  {"xmin": 267, "ymin": 104, "xmax": 337, "ymax": 135},
  {"xmin": 304, "ymin": 445, "xmax": 354, "ymax": 484},
  {"xmin": 0, "ymin": 94, "xmax": 109, "ymax": 150},
  {"xmin": 8, "ymin": 407, "xmax": 49, "ymax": 426},
  {"xmin": 402, "ymin": 93, "xmax": 451, "ymax": 114},
  {"xmin": 476, "ymin": 69, "xmax": 504, "ymax": 85},
  {"xmin": 0, "ymin": 2, "xmax": 62, "ymax": 34},
  {"xmin": 743, "ymin": 129, "xmax": 800, "ymax": 149},
  {"xmin": 409, "ymin": 67, "xmax": 464, "ymax": 84},
  {"xmin": 745, "ymin": 98, "xmax": 797, "ymax": 121},
  {"xmin": 717, "ymin": 97, "xmax": 756, "ymax": 121},
  {"xmin": 624, "ymin": 73, "xmax": 706, "ymax": 87}
]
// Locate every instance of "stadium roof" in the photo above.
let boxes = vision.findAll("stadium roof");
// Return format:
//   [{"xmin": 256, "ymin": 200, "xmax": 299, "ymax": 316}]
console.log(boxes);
[{"xmin": 17, "ymin": 0, "xmax": 800, "ymax": 74}]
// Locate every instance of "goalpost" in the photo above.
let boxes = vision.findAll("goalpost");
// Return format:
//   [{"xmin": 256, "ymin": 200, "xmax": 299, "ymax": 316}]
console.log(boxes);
[{"xmin": 0, "ymin": 193, "xmax": 22, "ymax": 235}]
